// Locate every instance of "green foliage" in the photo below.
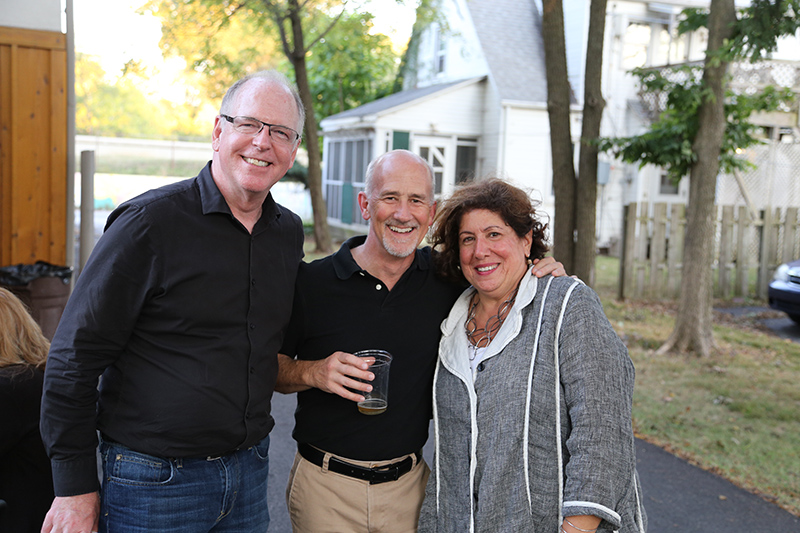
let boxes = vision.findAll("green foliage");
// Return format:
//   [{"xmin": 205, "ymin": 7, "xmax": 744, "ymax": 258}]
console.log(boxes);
[
  {"xmin": 76, "ymin": 54, "xmax": 165, "ymax": 138},
  {"xmin": 597, "ymin": 65, "xmax": 794, "ymax": 184},
  {"xmin": 75, "ymin": 54, "xmax": 213, "ymax": 141},
  {"xmin": 303, "ymin": 11, "xmax": 398, "ymax": 123},
  {"xmin": 728, "ymin": 0, "xmax": 800, "ymax": 60},
  {"xmin": 680, "ymin": 1, "xmax": 800, "ymax": 62}
]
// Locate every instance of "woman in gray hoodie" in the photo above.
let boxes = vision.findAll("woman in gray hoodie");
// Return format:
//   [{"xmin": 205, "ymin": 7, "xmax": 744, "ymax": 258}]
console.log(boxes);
[{"xmin": 418, "ymin": 178, "xmax": 646, "ymax": 533}]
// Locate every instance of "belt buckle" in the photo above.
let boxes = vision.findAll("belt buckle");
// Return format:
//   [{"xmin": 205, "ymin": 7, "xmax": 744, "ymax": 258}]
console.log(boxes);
[{"xmin": 369, "ymin": 460, "xmax": 403, "ymax": 485}]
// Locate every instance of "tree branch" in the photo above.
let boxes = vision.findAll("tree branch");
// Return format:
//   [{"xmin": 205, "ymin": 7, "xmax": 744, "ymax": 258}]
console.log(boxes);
[
  {"xmin": 302, "ymin": 5, "xmax": 346, "ymax": 53},
  {"xmin": 260, "ymin": 0, "xmax": 295, "ymax": 59}
]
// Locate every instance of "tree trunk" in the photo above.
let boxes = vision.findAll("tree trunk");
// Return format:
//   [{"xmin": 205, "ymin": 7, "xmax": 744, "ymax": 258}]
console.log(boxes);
[
  {"xmin": 541, "ymin": 0, "xmax": 576, "ymax": 272},
  {"xmin": 573, "ymin": 0, "xmax": 608, "ymax": 286},
  {"xmin": 286, "ymin": 0, "xmax": 332, "ymax": 253},
  {"xmin": 658, "ymin": 0, "xmax": 736, "ymax": 357}
]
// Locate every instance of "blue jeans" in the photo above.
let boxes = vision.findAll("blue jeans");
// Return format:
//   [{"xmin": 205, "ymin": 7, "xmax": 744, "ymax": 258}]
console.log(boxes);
[{"xmin": 99, "ymin": 436, "xmax": 270, "ymax": 532}]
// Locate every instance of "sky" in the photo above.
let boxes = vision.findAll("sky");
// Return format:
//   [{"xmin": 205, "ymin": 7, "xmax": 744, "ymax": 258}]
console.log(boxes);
[{"xmin": 73, "ymin": 0, "xmax": 417, "ymax": 101}]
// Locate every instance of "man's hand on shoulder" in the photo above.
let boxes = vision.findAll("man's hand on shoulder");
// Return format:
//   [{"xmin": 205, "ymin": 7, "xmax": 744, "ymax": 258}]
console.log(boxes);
[
  {"xmin": 531, "ymin": 256, "xmax": 569, "ymax": 278},
  {"xmin": 41, "ymin": 492, "xmax": 100, "ymax": 533}
]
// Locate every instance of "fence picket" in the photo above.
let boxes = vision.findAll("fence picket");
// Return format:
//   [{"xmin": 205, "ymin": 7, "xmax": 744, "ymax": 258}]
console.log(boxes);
[
  {"xmin": 667, "ymin": 204, "xmax": 684, "ymax": 298},
  {"xmin": 649, "ymin": 203, "xmax": 668, "ymax": 298},
  {"xmin": 735, "ymin": 205, "xmax": 751, "ymax": 297}
]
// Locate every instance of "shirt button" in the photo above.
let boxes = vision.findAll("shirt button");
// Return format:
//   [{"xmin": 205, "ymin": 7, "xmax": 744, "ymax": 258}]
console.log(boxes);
[
  {"xmin": 249, "ymin": 324, "xmax": 255, "ymax": 330},
  {"xmin": 251, "ymin": 279, "xmax": 256, "ymax": 286},
  {"xmin": 477, "ymin": 362, "xmax": 485, "ymax": 372},
  {"xmin": 376, "ymin": 284, "xmax": 382, "ymax": 290},
  {"xmin": 250, "ymin": 367, "xmax": 255, "ymax": 374}
]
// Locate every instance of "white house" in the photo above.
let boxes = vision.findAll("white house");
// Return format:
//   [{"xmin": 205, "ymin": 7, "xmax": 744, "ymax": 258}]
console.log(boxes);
[{"xmin": 321, "ymin": 0, "xmax": 800, "ymax": 249}]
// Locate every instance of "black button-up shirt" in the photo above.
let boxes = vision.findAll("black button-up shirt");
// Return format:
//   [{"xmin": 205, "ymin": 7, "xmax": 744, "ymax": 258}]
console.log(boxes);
[{"xmin": 41, "ymin": 163, "xmax": 304, "ymax": 496}]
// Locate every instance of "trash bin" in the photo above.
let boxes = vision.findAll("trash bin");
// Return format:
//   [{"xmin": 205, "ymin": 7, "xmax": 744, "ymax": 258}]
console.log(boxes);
[{"xmin": 0, "ymin": 261, "xmax": 73, "ymax": 341}]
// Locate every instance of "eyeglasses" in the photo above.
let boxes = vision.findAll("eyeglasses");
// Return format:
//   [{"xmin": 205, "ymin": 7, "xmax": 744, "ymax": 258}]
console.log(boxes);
[{"xmin": 220, "ymin": 114, "xmax": 301, "ymax": 146}]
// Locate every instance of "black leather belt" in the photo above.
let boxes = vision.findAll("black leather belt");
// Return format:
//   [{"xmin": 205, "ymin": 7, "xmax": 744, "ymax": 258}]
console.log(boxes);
[{"xmin": 298, "ymin": 442, "xmax": 420, "ymax": 485}]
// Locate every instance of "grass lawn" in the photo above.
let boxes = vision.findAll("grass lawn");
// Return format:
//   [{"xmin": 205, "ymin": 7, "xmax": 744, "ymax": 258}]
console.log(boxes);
[{"xmin": 594, "ymin": 255, "xmax": 800, "ymax": 516}]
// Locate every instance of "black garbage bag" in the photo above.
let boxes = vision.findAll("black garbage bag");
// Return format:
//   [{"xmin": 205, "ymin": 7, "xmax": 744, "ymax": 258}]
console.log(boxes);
[{"xmin": 0, "ymin": 261, "xmax": 73, "ymax": 286}]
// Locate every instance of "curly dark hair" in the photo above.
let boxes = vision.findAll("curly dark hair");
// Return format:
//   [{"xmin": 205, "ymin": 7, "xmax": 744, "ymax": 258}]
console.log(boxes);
[{"xmin": 431, "ymin": 178, "xmax": 549, "ymax": 284}]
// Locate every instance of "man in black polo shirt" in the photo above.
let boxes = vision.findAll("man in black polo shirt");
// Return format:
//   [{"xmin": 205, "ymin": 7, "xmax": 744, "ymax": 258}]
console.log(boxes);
[
  {"xmin": 276, "ymin": 150, "xmax": 564, "ymax": 532},
  {"xmin": 40, "ymin": 70, "xmax": 305, "ymax": 533}
]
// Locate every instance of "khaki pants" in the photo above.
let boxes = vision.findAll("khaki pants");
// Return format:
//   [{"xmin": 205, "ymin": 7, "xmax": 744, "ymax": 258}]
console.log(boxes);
[{"xmin": 286, "ymin": 448, "xmax": 430, "ymax": 533}]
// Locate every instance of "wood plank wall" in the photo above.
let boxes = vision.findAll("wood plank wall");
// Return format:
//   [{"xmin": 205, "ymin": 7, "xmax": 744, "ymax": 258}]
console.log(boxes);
[{"xmin": 0, "ymin": 26, "xmax": 68, "ymax": 266}]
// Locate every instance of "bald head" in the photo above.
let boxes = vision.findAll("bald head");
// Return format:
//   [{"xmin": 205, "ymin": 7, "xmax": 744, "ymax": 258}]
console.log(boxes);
[{"xmin": 364, "ymin": 150, "xmax": 435, "ymax": 199}]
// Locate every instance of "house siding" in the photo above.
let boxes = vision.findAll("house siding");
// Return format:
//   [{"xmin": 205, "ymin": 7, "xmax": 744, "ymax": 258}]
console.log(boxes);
[
  {"xmin": 378, "ymin": 82, "xmax": 485, "ymax": 136},
  {"xmin": 502, "ymin": 106, "xmax": 555, "ymax": 220}
]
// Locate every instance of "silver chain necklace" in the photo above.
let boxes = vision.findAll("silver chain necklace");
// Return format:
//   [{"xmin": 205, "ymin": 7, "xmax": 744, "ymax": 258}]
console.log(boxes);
[{"xmin": 465, "ymin": 287, "xmax": 519, "ymax": 361}]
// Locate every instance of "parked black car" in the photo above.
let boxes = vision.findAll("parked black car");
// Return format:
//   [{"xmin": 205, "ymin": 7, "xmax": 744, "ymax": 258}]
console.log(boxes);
[{"xmin": 768, "ymin": 258, "xmax": 800, "ymax": 324}]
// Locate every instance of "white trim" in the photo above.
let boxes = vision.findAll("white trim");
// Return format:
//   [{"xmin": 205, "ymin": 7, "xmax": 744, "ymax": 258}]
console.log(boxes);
[
  {"xmin": 563, "ymin": 500, "xmax": 622, "ymax": 522},
  {"xmin": 432, "ymin": 357, "xmax": 441, "ymax": 512},
  {"xmin": 523, "ymin": 276, "xmax": 547, "ymax": 513},
  {"xmin": 555, "ymin": 281, "xmax": 581, "ymax": 526}
]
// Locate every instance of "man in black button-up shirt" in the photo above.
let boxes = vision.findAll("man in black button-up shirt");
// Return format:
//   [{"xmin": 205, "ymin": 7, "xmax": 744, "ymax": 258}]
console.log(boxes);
[{"xmin": 40, "ymin": 70, "xmax": 305, "ymax": 533}]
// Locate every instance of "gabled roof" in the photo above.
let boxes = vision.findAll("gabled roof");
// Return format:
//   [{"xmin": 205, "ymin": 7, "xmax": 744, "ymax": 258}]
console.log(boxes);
[
  {"xmin": 465, "ymin": 0, "xmax": 548, "ymax": 103},
  {"xmin": 321, "ymin": 77, "xmax": 484, "ymax": 125}
]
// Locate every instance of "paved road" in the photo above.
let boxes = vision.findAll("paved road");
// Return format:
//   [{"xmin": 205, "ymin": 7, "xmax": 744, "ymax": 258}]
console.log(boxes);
[
  {"xmin": 716, "ymin": 305, "xmax": 800, "ymax": 343},
  {"xmin": 267, "ymin": 392, "xmax": 799, "ymax": 532}
]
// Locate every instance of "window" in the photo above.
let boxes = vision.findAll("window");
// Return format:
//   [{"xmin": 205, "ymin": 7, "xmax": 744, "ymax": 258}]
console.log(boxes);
[
  {"xmin": 622, "ymin": 18, "xmax": 707, "ymax": 69},
  {"xmin": 433, "ymin": 24, "xmax": 446, "ymax": 74},
  {"xmin": 324, "ymin": 138, "xmax": 372, "ymax": 225},
  {"xmin": 455, "ymin": 140, "xmax": 478, "ymax": 183},
  {"xmin": 659, "ymin": 170, "xmax": 679, "ymax": 195}
]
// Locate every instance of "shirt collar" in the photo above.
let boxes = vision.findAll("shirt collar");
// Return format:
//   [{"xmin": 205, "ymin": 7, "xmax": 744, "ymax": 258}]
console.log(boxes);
[
  {"xmin": 197, "ymin": 161, "xmax": 280, "ymax": 224},
  {"xmin": 331, "ymin": 235, "xmax": 431, "ymax": 281}
]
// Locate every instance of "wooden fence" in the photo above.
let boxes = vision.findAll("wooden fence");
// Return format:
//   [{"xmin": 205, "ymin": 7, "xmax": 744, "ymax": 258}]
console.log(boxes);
[{"xmin": 619, "ymin": 202, "xmax": 799, "ymax": 301}]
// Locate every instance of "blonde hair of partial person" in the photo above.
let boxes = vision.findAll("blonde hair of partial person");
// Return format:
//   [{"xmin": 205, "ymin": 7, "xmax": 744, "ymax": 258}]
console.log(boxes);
[{"xmin": 0, "ymin": 287, "xmax": 50, "ymax": 371}]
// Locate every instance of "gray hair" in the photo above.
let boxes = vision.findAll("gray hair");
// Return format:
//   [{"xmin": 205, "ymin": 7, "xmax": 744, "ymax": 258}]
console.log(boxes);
[
  {"xmin": 219, "ymin": 70, "xmax": 306, "ymax": 136},
  {"xmin": 364, "ymin": 150, "xmax": 435, "ymax": 198}
]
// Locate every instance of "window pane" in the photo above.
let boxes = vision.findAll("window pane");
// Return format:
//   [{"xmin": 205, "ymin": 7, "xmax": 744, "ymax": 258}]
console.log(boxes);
[
  {"xmin": 660, "ymin": 172, "xmax": 679, "ymax": 195},
  {"xmin": 355, "ymin": 140, "xmax": 365, "ymax": 182},
  {"xmin": 456, "ymin": 145, "xmax": 477, "ymax": 183},
  {"xmin": 331, "ymin": 142, "xmax": 341, "ymax": 181},
  {"xmin": 344, "ymin": 141, "xmax": 354, "ymax": 183}
]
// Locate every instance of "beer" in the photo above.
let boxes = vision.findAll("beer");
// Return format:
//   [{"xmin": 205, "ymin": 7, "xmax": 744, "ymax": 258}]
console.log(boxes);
[{"xmin": 358, "ymin": 398, "xmax": 387, "ymax": 415}]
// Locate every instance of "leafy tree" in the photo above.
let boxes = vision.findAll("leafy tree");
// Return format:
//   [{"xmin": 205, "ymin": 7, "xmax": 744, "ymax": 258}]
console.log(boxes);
[
  {"xmin": 599, "ymin": 0, "xmax": 799, "ymax": 356},
  {"xmin": 143, "ymin": 0, "xmax": 401, "ymax": 253}
]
